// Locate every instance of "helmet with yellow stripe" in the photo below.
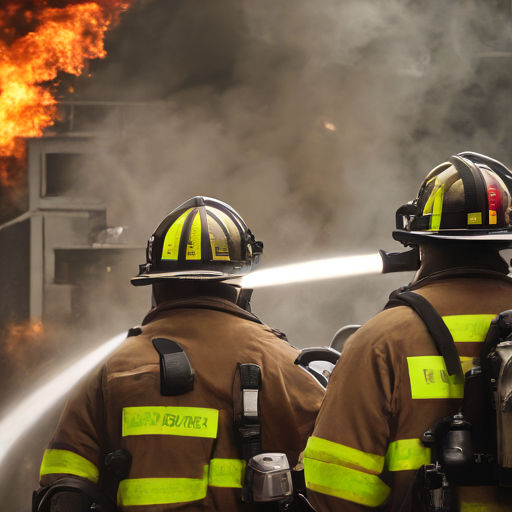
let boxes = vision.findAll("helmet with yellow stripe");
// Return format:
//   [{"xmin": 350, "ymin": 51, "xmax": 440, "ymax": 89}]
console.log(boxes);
[
  {"xmin": 394, "ymin": 152, "xmax": 512, "ymax": 247},
  {"xmin": 131, "ymin": 197, "xmax": 263, "ymax": 286}
]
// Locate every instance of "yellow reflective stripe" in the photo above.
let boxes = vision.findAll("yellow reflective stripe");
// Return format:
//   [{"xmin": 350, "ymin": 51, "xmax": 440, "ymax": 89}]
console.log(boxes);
[
  {"xmin": 442, "ymin": 314, "xmax": 495, "ymax": 342},
  {"xmin": 208, "ymin": 458, "xmax": 245, "ymax": 488},
  {"xmin": 123, "ymin": 406, "xmax": 219, "ymax": 438},
  {"xmin": 461, "ymin": 503, "xmax": 491, "ymax": 512},
  {"xmin": 304, "ymin": 457, "xmax": 390, "ymax": 507},
  {"xmin": 384, "ymin": 439, "xmax": 431, "ymax": 471},
  {"xmin": 304, "ymin": 436, "xmax": 384, "ymax": 474},
  {"xmin": 118, "ymin": 466, "xmax": 208, "ymax": 506},
  {"xmin": 186, "ymin": 211, "xmax": 202, "ymax": 260},
  {"xmin": 423, "ymin": 178, "xmax": 444, "ymax": 231},
  {"xmin": 40, "ymin": 449, "xmax": 99, "ymax": 483},
  {"xmin": 161, "ymin": 208, "xmax": 193, "ymax": 260},
  {"xmin": 407, "ymin": 356, "xmax": 473, "ymax": 399}
]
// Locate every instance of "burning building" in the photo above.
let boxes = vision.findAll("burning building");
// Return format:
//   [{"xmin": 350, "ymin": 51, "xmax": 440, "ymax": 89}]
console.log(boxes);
[{"xmin": 0, "ymin": 2, "xmax": 151, "ymax": 410}]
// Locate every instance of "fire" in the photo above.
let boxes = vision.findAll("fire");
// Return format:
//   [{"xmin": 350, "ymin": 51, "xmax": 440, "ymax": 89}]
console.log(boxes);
[
  {"xmin": 4, "ymin": 319, "xmax": 46, "ymax": 369},
  {"xmin": 0, "ymin": 0, "xmax": 132, "ymax": 188}
]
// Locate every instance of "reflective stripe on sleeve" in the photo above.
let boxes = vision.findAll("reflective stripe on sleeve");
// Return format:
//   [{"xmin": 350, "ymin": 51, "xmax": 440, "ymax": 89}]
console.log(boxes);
[
  {"xmin": 407, "ymin": 356, "xmax": 474, "ymax": 399},
  {"xmin": 304, "ymin": 458, "xmax": 390, "ymax": 507},
  {"xmin": 384, "ymin": 439, "xmax": 431, "ymax": 471},
  {"xmin": 304, "ymin": 436, "xmax": 384, "ymax": 474},
  {"xmin": 442, "ymin": 314, "xmax": 495, "ymax": 342},
  {"xmin": 208, "ymin": 458, "xmax": 245, "ymax": 488},
  {"xmin": 303, "ymin": 437, "xmax": 389, "ymax": 507},
  {"xmin": 122, "ymin": 406, "xmax": 219, "ymax": 438},
  {"xmin": 118, "ymin": 466, "xmax": 209, "ymax": 506},
  {"xmin": 40, "ymin": 449, "xmax": 99, "ymax": 483}
]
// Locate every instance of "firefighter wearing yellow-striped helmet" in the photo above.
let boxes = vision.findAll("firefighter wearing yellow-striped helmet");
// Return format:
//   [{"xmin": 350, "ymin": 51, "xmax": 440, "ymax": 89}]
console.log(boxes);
[
  {"xmin": 131, "ymin": 196, "xmax": 263, "ymax": 285},
  {"xmin": 35, "ymin": 196, "xmax": 324, "ymax": 512}
]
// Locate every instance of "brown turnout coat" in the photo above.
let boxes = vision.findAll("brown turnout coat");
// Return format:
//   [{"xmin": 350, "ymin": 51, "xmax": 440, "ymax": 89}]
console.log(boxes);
[
  {"xmin": 39, "ymin": 296, "xmax": 325, "ymax": 511},
  {"xmin": 305, "ymin": 273, "xmax": 512, "ymax": 512}
]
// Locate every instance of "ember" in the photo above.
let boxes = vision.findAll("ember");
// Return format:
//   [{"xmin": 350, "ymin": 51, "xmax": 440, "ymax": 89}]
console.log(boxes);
[{"xmin": 0, "ymin": 0, "xmax": 131, "ymax": 188}]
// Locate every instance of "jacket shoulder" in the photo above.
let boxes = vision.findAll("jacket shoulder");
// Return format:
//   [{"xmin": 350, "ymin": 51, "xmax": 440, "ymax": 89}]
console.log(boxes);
[{"xmin": 344, "ymin": 304, "xmax": 427, "ymax": 355}]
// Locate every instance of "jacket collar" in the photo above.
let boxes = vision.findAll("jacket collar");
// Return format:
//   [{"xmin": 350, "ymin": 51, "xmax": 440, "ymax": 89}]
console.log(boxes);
[{"xmin": 142, "ymin": 296, "xmax": 263, "ymax": 326}]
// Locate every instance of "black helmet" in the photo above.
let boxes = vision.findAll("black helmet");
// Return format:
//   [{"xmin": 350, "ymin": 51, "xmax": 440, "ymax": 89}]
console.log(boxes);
[
  {"xmin": 394, "ymin": 152, "xmax": 512, "ymax": 247},
  {"xmin": 131, "ymin": 196, "xmax": 263, "ymax": 286}
]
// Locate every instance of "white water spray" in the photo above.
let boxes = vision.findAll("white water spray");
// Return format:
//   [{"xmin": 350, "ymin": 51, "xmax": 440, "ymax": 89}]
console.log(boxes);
[
  {"xmin": 0, "ymin": 253, "xmax": 383, "ymax": 467},
  {"xmin": 0, "ymin": 332, "xmax": 127, "ymax": 465},
  {"xmin": 242, "ymin": 253, "xmax": 383, "ymax": 288}
]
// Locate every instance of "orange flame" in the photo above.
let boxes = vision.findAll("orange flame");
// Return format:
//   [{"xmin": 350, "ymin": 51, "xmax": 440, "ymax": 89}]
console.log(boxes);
[
  {"xmin": 0, "ymin": 1, "xmax": 131, "ymax": 188},
  {"xmin": 4, "ymin": 319, "xmax": 46, "ymax": 370}
]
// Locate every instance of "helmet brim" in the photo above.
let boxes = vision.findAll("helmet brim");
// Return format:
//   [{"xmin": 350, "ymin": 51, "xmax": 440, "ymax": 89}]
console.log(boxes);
[
  {"xmin": 393, "ymin": 229, "xmax": 512, "ymax": 247},
  {"xmin": 131, "ymin": 270, "xmax": 241, "ymax": 286}
]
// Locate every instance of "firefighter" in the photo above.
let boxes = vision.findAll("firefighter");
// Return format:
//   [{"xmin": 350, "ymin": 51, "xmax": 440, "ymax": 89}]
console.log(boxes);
[
  {"xmin": 303, "ymin": 152, "xmax": 512, "ymax": 511},
  {"xmin": 34, "ymin": 196, "xmax": 325, "ymax": 512}
]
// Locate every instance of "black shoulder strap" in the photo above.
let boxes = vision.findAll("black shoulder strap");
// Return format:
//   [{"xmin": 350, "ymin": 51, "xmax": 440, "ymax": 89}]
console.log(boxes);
[
  {"xmin": 385, "ymin": 290, "xmax": 463, "ymax": 377},
  {"xmin": 152, "ymin": 338, "xmax": 194, "ymax": 396}
]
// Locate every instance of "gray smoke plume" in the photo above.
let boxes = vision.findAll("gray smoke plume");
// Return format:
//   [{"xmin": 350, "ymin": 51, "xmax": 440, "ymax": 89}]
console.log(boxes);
[
  {"xmin": 2, "ymin": 0, "xmax": 512, "ymax": 509},
  {"xmin": 70, "ymin": 0, "xmax": 512, "ymax": 341}
]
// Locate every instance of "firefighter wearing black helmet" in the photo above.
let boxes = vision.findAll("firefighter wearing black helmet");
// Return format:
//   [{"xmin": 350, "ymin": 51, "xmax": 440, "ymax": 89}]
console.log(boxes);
[
  {"xmin": 34, "ymin": 197, "xmax": 324, "ymax": 512},
  {"xmin": 304, "ymin": 153, "xmax": 512, "ymax": 511}
]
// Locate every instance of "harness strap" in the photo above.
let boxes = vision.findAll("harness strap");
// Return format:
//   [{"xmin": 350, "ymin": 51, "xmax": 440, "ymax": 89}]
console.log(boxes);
[
  {"xmin": 152, "ymin": 338, "xmax": 194, "ymax": 396},
  {"xmin": 237, "ymin": 364, "xmax": 262, "ymax": 461},
  {"xmin": 384, "ymin": 290, "xmax": 463, "ymax": 378},
  {"xmin": 233, "ymin": 363, "xmax": 262, "ymax": 503}
]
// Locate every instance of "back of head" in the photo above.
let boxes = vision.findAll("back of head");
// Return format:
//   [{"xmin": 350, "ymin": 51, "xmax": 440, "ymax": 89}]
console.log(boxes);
[
  {"xmin": 415, "ymin": 243, "xmax": 509, "ymax": 281},
  {"xmin": 151, "ymin": 280, "xmax": 239, "ymax": 306}
]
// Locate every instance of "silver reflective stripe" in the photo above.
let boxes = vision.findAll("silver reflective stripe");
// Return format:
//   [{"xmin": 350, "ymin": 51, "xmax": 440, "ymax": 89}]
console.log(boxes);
[{"xmin": 243, "ymin": 389, "xmax": 258, "ymax": 418}]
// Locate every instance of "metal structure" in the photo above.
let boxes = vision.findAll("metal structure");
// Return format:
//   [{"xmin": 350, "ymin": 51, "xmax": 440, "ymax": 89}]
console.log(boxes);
[{"xmin": 0, "ymin": 103, "xmax": 150, "ymax": 332}]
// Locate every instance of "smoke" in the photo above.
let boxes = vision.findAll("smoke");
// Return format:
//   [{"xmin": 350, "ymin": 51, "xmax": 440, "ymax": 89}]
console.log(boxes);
[{"xmin": 59, "ymin": 0, "xmax": 512, "ymax": 339}]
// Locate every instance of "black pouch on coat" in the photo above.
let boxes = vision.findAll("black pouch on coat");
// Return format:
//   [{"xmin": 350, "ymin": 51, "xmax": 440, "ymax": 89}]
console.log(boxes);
[{"xmin": 152, "ymin": 338, "xmax": 194, "ymax": 396}]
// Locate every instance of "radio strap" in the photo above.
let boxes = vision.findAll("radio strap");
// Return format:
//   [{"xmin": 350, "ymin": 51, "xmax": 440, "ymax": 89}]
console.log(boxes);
[{"xmin": 233, "ymin": 363, "xmax": 262, "ymax": 502}]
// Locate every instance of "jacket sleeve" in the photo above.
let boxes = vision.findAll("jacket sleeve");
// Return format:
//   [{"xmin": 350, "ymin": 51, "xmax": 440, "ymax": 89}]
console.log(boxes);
[
  {"xmin": 39, "ymin": 365, "xmax": 106, "ymax": 488},
  {"xmin": 304, "ymin": 319, "xmax": 395, "ymax": 512}
]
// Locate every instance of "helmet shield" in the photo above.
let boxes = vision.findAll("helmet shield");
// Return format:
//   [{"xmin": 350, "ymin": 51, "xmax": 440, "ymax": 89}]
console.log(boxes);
[{"xmin": 132, "ymin": 197, "xmax": 263, "ymax": 286}]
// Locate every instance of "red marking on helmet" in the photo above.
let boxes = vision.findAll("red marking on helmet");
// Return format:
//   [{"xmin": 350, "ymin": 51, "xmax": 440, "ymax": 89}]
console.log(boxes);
[{"xmin": 488, "ymin": 183, "xmax": 502, "ymax": 224}]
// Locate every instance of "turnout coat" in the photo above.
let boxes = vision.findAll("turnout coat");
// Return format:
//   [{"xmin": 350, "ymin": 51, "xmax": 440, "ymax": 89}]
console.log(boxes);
[
  {"xmin": 39, "ymin": 296, "xmax": 324, "ymax": 511},
  {"xmin": 304, "ymin": 272, "xmax": 512, "ymax": 512}
]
